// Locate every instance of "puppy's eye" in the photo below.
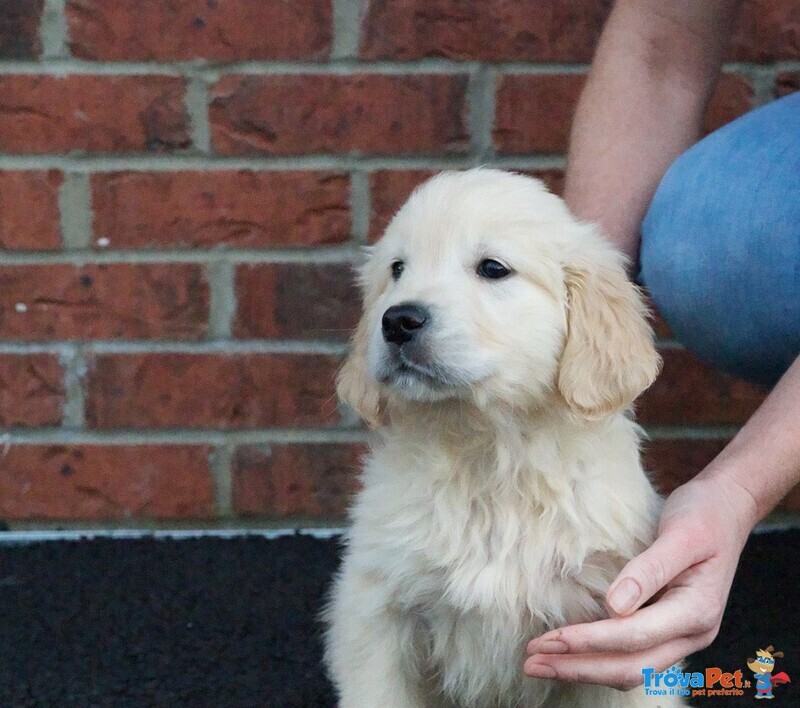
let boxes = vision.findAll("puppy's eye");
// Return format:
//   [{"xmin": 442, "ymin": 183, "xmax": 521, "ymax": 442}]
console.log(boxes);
[
  {"xmin": 476, "ymin": 259, "xmax": 512, "ymax": 280},
  {"xmin": 391, "ymin": 260, "xmax": 405, "ymax": 280}
]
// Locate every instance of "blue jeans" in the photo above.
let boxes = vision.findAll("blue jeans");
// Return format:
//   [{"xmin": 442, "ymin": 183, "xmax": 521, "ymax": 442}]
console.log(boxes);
[{"xmin": 640, "ymin": 91, "xmax": 800, "ymax": 387}]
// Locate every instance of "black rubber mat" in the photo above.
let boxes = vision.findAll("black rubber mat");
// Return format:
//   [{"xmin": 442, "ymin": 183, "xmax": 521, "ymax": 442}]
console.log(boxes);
[{"xmin": 0, "ymin": 530, "xmax": 796, "ymax": 707}]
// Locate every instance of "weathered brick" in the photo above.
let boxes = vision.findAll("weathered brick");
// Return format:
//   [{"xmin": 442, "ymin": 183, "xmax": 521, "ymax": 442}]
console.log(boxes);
[
  {"xmin": 494, "ymin": 75, "xmax": 584, "ymax": 154},
  {"xmin": 360, "ymin": 0, "xmax": 612, "ymax": 61},
  {"xmin": 369, "ymin": 168, "xmax": 566, "ymax": 244},
  {"xmin": 0, "ymin": 0, "xmax": 43, "ymax": 58},
  {"xmin": 0, "ymin": 76, "xmax": 190, "ymax": 154},
  {"xmin": 369, "ymin": 168, "xmax": 565, "ymax": 243},
  {"xmin": 0, "ymin": 264, "xmax": 209, "ymax": 340},
  {"xmin": 234, "ymin": 263, "xmax": 359, "ymax": 340},
  {"xmin": 210, "ymin": 74, "xmax": 470, "ymax": 156},
  {"xmin": 729, "ymin": 0, "xmax": 800, "ymax": 63},
  {"xmin": 775, "ymin": 71, "xmax": 800, "ymax": 98},
  {"xmin": 91, "ymin": 171, "xmax": 350, "ymax": 249},
  {"xmin": 638, "ymin": 348, "xmax": 768, "ymax": 426},
  {"xmin": 703, "ymin": 74, "xmax": 754, "ymax": 133},
  {"xmin": 85, "ymin": 354, "xmax": 341, "ymax": 429},
  {"xmin": 232, "ymin": 443, "xmax": 364, "ymax": 517},
  {"xmin": 0, "ymin": 171, "xmax": 62, "ymax": 250},
  {"xmin": 369, "ymin": 170, "xmax": 435, "ymax": 243},
  {"xmin": 0, "ymin": 445, "xmax": 214, "ymax": 519},
  {"xmin": 0, "ymin": 354, "xmax": 64, "ymax": 427},
  {"xmin": 643, "ymin": 438, "xmax": 730, "ymax": 495},
  {"xmin": 645, "ymin": 438, "xmax": 800, "ymax": 513},
  {"xmin": 66, "ymin": 0, "xmax": 331, "ymax": 61},
  {"xmin": 495, "ymin": 73, "xmax": 753, "ymax": 155},
  {"xmin": 364, "ymin": 0, "xmax": 800, "ymax": 65}
]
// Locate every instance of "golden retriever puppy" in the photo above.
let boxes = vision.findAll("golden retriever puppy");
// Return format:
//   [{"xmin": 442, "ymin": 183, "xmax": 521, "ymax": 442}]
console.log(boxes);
[{"xmin": 324, "ymin": 169, "xmax": 684, "ymax": 707}]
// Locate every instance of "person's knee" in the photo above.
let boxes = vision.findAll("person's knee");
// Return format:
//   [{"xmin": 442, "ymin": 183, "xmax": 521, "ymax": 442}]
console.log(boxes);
[
  {"xmin": 641, "ymin": 152, "xmax": 766, "ymax": 384},
  {"xmin": 639, "ymin": 152, "xmax": 703, "ymax": 335},
  {"xmin": 640, "ymin": 96, "xmax": 800, "ymax": 385}
]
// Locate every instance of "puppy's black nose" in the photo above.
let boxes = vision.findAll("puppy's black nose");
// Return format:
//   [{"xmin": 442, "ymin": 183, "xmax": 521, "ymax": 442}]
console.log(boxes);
[{"xmin": 382, "ymin": 303, "xmax": 429, "ymax": 345}]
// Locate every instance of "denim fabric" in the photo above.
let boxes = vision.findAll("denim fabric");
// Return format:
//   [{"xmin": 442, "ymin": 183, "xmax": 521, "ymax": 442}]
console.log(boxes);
[{"xmin": 640, "ymin": 91, "xmax": 800, "ymax": 387}]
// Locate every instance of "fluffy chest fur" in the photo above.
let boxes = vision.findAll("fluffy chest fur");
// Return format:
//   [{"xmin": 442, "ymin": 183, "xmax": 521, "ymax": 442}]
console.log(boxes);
[{"xmin": 339, "ymin": 411, "xmax": 661, "ymax": 705}]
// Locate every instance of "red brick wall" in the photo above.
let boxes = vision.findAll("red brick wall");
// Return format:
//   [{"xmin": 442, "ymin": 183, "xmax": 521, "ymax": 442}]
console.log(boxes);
[{"xmin": 0, "ymin": 0, "xmax": 797, "ymax": 527}]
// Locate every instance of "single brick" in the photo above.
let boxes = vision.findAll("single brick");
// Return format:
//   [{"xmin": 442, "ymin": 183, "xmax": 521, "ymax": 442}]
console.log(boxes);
[
  {"xmin": 210, "ymin": 74, "xmax": 470, "ymax": 156},
  {"xmin": 0, "ymin": 354, "xmax": 64, "ymax": 427},
  {"xmin": 0, "ymin": 75, "xmax": 190, "ymax": 154},
  {"xmin": 775, "ymin": 71, "xmax": 800, "ymax": 98},
  {"xmin": 66, "ymin": 0, "xmax": 331, "ymax": 61},
  {"xmin": 85, "ymin": 353, "xmax": 341, "ymax": 429},
  {"xmin": 729, "ymin": 0, "xmax": 800, "ymax": 63},
  {"xmin": 234, "ymin": 263, "xmax": 360, "ymax": 340},
  {"xmin": 494, "ymin": 75, "xmax": 584, "ymax": 154},
  {"xmin": 0, "ymin": 264, "xmax": 209, "ymax": 340},
  {"xmin": 0, "ymin": 171, "xmax": 62, "ymax": 250},
  {"xmin": 643, "ymin": 438, "xmax": 730, "ymax": 495},
  {"xmin": 0, "ymin": 445, "xmax": 214, "ymax": 520},
  {"xmin": 91, "ymin": 171, "xmax": 350, "ymax": 249},
  {"xmin": 0, "ymin": 0, "xmax": 43, "ymax": 58},
  {"xmin": 703, "ymin": 74, "xmax": 754, "ymax": 133},
  {"xmin": 637, "ymin": 348, "xmax": 768, "ymax": 426},
  {"xmin": 232, "ymin": 443, "xmax": 364, "ymax": 517},
  {"xmin": 360, "ymin": 0, "xmax": 612, "ymax": 61},
  {"xmin": 368, "ymin": 170, "xmax": 435, "ymax": 243}
]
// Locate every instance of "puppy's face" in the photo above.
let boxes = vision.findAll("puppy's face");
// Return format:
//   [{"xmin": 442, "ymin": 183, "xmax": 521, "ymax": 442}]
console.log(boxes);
[
  {"xmin": 340, "ymin": 170, "xmax": 660, "ymax": 424},
  {"xmin": 365, "ymin": 174, "xmax": 568, "ymax": 407}
]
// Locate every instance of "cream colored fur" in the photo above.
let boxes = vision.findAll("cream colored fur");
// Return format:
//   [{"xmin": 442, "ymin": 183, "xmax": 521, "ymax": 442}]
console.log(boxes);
[{"xmin": 325, "ymin": 169, "xmax": 683, "ymax": 707}]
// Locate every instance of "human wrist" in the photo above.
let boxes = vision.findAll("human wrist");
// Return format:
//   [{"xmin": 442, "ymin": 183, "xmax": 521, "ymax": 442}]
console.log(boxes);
[{"xmin": 694, "ymin": 461, "xmax": 762, "ymax": 538}]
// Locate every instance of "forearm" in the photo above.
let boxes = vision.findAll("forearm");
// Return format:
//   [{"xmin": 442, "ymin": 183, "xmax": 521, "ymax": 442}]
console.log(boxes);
[
  {"xmin": 699, "ymin": 355, "xmax": 800, "ymax": 531},
  {"xmin": 564, "ymin": 0, "xmax": 741, "ymax": 265}
]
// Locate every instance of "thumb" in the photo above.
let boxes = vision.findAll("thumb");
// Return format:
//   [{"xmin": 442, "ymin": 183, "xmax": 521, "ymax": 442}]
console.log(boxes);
[{"xmin": 606, "ymin": 525, "xmax": 704, "ymax": 616}]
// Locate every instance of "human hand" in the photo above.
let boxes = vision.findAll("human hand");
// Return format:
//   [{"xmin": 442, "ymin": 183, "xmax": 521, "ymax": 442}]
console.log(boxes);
[{"xmin": 523, "ymin": 474, "xmax": 758, "ymax": 690}]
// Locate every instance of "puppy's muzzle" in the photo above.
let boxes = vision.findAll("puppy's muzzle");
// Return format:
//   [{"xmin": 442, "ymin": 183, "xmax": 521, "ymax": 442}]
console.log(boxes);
[{"xmin": 382, "ymin": 303, "xmax": 429, "ymax": 346}]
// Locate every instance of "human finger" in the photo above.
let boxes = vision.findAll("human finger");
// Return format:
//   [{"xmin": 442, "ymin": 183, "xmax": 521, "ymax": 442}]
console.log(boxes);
[
  {"xmin": 605, "ymin": 525, "xmax": 710, "ymax": 616},
  {"xmin": 524, "ymin": 633, "xmax": 713, "ymax": 691},
  {"xmin": 526, "ymin": 585, "xmax": 718, "ymax": 657}
]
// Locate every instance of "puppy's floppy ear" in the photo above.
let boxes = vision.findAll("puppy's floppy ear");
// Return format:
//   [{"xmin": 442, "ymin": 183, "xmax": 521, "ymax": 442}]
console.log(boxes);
[
  {"xmin": 337, "ymin": 255, "xmax": 386, "ymax": 428},
  {"xmin": 337, "ymin": 310, "xmax": 383, "ymax": 428},
  {"xmin": 558, "ymin": 242, "xmax": 661, "ymax": 420}
]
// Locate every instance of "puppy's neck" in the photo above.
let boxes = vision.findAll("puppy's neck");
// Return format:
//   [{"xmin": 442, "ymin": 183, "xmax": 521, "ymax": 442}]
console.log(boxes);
[{"xmin": 384, "ymin": 394, "xmax": 610, "ymax": 451}]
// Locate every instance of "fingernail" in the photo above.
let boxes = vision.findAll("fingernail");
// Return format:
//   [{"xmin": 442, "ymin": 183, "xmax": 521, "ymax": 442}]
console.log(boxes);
[
  {"xmin": 608, "ymin": 577, "xmax": 641, "ymax": 615},
  {"xmin": 524, "ymin": 659, "xmax": 557, "ymax": 679},
  {"xmin": 534, "ymin": 639, "xmax": 568, "ymax": 654}
]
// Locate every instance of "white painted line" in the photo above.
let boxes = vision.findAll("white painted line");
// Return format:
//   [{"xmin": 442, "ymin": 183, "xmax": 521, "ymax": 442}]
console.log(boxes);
[
  {"xmin": 0, "ymin": 521, "xmax": 794, "ymax": 546},
  {"xmin": 752, "ymin": 520, "xmax": 800, "ymax": 534},
  {"xmin": 0, "ymin": 527, "xmax": 346, "ymax": 544}
]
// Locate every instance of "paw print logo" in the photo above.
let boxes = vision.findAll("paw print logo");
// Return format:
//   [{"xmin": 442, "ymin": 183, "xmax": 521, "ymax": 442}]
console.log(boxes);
[{"xmin": 665, "ymin": 665, "xmax": 684, "ymax": 679}]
